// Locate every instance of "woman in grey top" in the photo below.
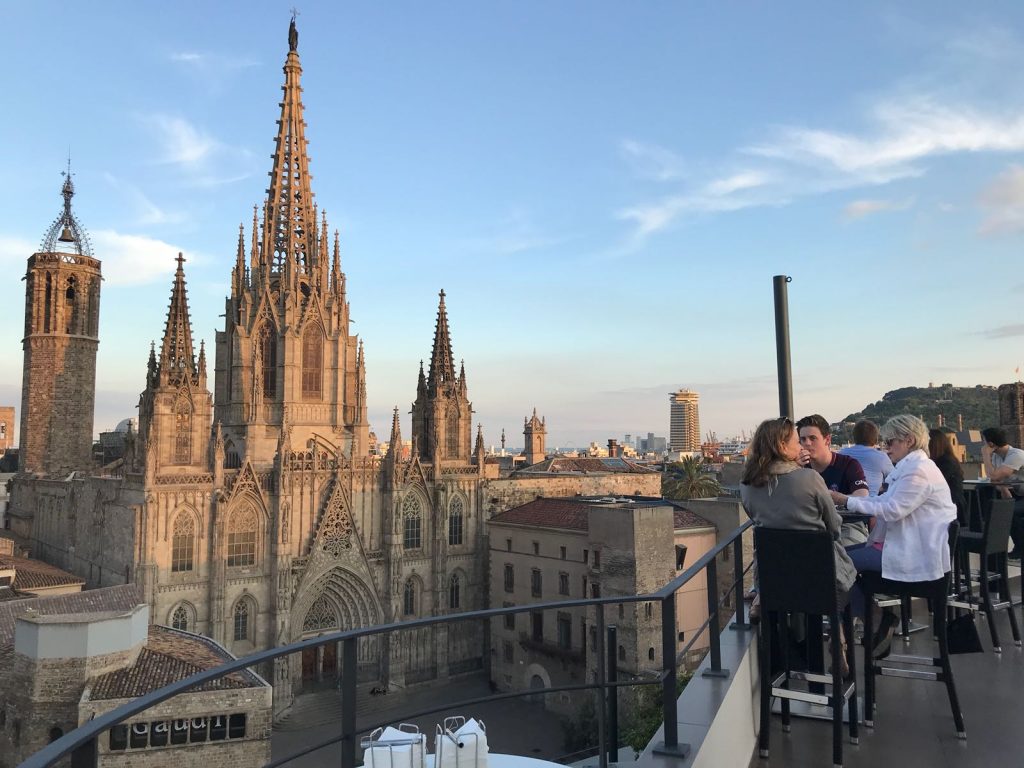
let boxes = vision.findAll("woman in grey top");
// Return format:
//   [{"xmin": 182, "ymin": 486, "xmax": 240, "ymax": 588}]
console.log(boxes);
[{"xmin": 741, "ymin": 417, "xmax": 857, "ymax": 673}]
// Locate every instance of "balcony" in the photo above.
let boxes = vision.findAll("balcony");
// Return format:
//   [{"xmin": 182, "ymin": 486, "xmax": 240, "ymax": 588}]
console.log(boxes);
[{"xmin": 19, "ymin": 521, "xmax": 1022, "ymax": 768}]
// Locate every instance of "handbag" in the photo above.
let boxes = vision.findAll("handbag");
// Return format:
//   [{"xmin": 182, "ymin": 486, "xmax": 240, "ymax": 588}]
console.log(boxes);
[{"xmin": 946, "ymin": 612, "xmax": 983, "ymax": 654}]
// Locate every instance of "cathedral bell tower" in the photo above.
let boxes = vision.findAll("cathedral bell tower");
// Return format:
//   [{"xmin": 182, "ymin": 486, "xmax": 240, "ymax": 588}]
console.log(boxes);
[
  {"xmin": 410, "ymin": 290, "xmax": 473, "ymax": 464},
  {"xmin": 523, "ymin": 408, "xmax": 546, "ymax": 466},
  {"xmin": 214, "ymin": 15, "xmax": 367, "ymax": 465},
  {"xmin": 137, "ymin": 254, "xmax": 213, "ymax": 478},
  {"xmin": 19, "ymin": 165, "xmax": 102, "ymax": 476}
]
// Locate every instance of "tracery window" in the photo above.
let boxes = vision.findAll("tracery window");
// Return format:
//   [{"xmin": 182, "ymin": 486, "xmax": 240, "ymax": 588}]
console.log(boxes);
[
  {"xmin": 174, "ymin": 396, "xmax": 192, "ymax": 464},
  {"xmin": 303, "ymin": 594, "xmax": 339, "ymax": 633},
  {"xmin": 448, "ymin": 496, "xmax": 464, "ymax": 546},
  {"xmin": 227, "ymin": 507, "xmax": 258, "ymax": 567},
  {"xmin": 449, "ymin": 573, "xmax": 461, "ymax": 610},
  {"xmin": 259, "ymin": 323, "xmax": 277, "ymax": 398},
  {"xmin": 233, "ymin": 599, "xmax": 251, "ymax": 642},
  {"xmin": 301, "ymin": 325, "xmax": 323, "ymax": 400},
  {"xmin": 171, "ymin": 513, "xmax": 195, "ymax": 572},
  {"xmin": 171, "ymin": 605, "xmax": 189, "ymax": 631},
  {"xmin": 403, "ymin": 579, "xmax": 417, "ymax": 616},
  {"xmin": 403, "ymin": 495, "xmax": 422, "ymax": 550},
  {"xmin": 446, "ymin": 406, "xmax": 459, "ymax": 457}
]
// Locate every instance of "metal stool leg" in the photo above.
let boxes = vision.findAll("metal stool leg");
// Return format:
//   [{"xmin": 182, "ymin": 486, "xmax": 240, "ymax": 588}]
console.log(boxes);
[
  {"xmin": 863, "ymin": 596, "xmax": 875, "ymax": 727},
  {"xmin": 935, "ymin": 596, "xmax": 966, "ymax": 739},
  {"xmin": 758, "ymin": 612, "xmax": 771, "ymax": 758},
  {"xmin": 844, "ymin": 607, "xmax": 859, "ymax": 745},
  {"xmin": 831, "ymin": 612, "xmax": 843, "ymax": 768},
  {"xmin": 979, "ymin": 554, "xmax": 1001, "ymax": 652}
]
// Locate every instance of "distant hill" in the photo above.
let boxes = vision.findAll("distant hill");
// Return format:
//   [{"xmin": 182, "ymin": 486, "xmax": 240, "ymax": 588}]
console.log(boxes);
[{"xmin": 837, "ymin": 384, "xmax": 999, "ymax": 440}]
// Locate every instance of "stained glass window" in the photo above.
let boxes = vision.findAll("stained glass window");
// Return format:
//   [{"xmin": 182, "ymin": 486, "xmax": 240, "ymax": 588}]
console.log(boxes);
[
  {"xmin": 227, "ymin": 507, "xmax": 257, "ymax": 567},
  {"xmin": 448, "ymin": 496, "xmax": 464, "ymax": 546},
  {"xmin": 171, "ymin": 513, "xmax": 195, "ymax": 572},
  {"xmin": 403, "ymin": 495, "xmax": 422, "ymax": 550}
]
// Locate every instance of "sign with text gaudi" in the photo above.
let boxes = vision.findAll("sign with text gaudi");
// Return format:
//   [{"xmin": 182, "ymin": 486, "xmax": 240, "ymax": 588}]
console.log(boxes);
[{"xmin": 108, "ymin": 713, "xmax": 247, "ymax": 751}]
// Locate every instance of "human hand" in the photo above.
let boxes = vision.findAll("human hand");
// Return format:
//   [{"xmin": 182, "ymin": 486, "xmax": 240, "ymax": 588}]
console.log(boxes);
[
  {"xmin": 798, "ymin": 448, "xmax": 811, "ymax": 467},
  {"xmin": 829, "ymin": 490, "xmax": 847, "ymax": 507}
]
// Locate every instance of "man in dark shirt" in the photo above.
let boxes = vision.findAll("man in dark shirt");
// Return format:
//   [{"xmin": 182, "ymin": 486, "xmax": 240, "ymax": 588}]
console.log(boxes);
[{"xmin": 797, "ymin": 414, "xmax": 870, "ymax": 545}]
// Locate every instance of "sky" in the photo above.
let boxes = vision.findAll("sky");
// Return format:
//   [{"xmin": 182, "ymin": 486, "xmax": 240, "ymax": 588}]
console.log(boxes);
[{"xmin": 2, "ymin": 1, "xmax": 1024, "ymax": 449}]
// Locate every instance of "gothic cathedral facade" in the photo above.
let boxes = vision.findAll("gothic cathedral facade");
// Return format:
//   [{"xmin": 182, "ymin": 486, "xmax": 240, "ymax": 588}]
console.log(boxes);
[{"xmin": 13, "ymin": 19, "xmax": 488, "ymax": 715}]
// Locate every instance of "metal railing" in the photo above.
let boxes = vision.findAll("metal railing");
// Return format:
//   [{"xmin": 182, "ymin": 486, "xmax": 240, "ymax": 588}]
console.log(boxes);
[{"xmin": 20, "ymin": 519, "xmax": 754, "ymax": 768}]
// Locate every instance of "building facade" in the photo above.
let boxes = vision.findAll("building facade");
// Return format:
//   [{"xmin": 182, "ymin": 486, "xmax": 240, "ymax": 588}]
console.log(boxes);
[
  {"xmin": 487, "ymin": 498, "xmax": 716, "ymax": 715},
  {"xmin": 668, "ymin": 389, "xmax": 701, "ymax": 453}
]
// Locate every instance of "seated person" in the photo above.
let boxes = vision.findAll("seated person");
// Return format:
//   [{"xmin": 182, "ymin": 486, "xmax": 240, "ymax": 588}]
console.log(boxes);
[
  {"xmin": 981, "ymin": 426, "xmax": 1024, "ymax": 559},
  {"xmin": 797, "ymin": 414, "xmax": 869, "ymax": 546},
  {"xmin": 830, "ymin": 415, "xmax": 956, "ymax": 659},
  {"xmin": 839, "ymin": 419, "xmax": 894, "ymax": 496}
]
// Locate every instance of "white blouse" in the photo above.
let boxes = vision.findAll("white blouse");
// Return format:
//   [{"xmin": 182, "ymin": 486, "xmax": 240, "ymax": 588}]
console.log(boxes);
[{"xmin": 846, "ymin": 449, "xmax": 956, "ymax": 582}]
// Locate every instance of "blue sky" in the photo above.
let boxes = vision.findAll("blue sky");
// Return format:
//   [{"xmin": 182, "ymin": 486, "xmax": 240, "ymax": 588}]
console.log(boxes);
[{"xmin": 2, "ymin": 2, "xmax": 1023, "ymax": 448}]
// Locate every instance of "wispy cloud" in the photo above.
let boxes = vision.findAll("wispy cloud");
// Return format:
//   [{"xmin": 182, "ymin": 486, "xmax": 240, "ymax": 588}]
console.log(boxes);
[
  {"xmin": 842, "ymin": 197, "xmax": 914, "ymax": 220},
  {"xmin": 461, "ymin": 211, "xmax": 572, "ymax": 256},
  {"xmin": 169, "ymin": 51, "xmax": 259, "ymax": 70},
  {"xmin": 103, "ymin": 173, "xmax": 184, "ymax": 226},
  {"xmin": 747, "ymin": 98, "xmax": 1024, "ymax": 182},
  {"xmin": 620, "ymin": 139, "xmax": 686, "ymax": 182},
  {"xmin": 978, "ymin": 164, "xmax": 1024, "ymax": 235},
  {"xmin": 90, "ymin": 231, "xmax": 201, "ymax": 286},
  {"xmin": 0, "ymin": 235, "xmax": 36, "ymax": 267},
  {"xmin": 137, "ymin": 114, "xmax": 252, "ymax": 187},
  {"xmin": 975, "ymin": 323, "xmax": 1024, "ymax": 340}
]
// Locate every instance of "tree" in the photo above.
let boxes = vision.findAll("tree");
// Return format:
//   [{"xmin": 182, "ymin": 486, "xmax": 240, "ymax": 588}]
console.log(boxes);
[{"xmin": 662, "ymin": 456, "xmax": 720, "ymax": 500}]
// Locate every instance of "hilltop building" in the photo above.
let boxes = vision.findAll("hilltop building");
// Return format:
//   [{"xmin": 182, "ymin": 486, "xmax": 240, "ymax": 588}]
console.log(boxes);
[{"xmin": 668, "ymin": 389, "xmax": 701, "ymax": 453}]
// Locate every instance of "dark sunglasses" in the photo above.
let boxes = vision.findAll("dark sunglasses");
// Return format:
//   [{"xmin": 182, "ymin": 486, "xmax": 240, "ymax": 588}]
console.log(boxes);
[{"xmin": 884, "ymin": 436, "xmax": 903, "ymax": 448}]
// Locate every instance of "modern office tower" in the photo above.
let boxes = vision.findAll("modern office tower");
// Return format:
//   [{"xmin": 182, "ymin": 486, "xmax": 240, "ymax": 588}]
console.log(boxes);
[{"xmin": 669, "ymin": 389, "xmax": 701, "ymax": 453}]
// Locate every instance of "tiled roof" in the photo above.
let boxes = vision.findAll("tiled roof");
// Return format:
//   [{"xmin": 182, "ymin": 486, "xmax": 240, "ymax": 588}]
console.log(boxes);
[
  {"xmin": 0, "ymin": 554, "xmax": 85, "ymax": 592},
  {"xmin": 0, "ymin": 584, "xmax": 142, "ymax": 646},
  {"xmin": 491, "ymin": 497, "xmax": 714, "ymax": 533},
  {"xmin": 89, "ymin": 625, "xmax": 264, "ymax": 700},
  {"xmin": 514, "ymin": 457, "xmax": 656, "ymax": 476},
  {"xmin": 490, "ymin": 498, "xmax": 591, "ymax": 531}
]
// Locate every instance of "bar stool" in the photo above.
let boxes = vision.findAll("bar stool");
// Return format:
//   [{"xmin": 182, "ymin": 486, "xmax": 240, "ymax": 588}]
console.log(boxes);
[
  {"xmin": 954, "ymin": 498, "xmax": 1021, "ymax": 652},
  {"xmin": 861, "ymin": 522, "xmax": 965, "ymax": 739},
  {"xmin": 755, "ymin": 527, "xmax": 858, "ymax": 768}
]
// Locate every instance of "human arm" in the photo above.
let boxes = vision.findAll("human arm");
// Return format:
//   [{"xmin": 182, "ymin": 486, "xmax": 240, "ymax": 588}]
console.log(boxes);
[
  {"xmin": 844, "ymin": 456, "xmax": 870, "ymax": 497},
  {"xmin": 841, "ymin": 463, "xmax": 931, "ymax": 523},
  {"xmin": 812, "ymin": 472, "xmax": 844, "ymax": 539},
  {"xmin": 982, "ymin": 444, "xmax": 1020, "ymax": 482}
]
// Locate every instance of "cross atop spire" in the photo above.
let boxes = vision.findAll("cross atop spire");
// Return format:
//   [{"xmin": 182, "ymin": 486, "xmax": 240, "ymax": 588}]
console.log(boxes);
[
  {"xmin": 159, "ymin": 253, "xmax": 196, "ymax": 383},
  {"xmin": 427, "ymin": 289, "xmax": 456, "ymax": 390}
]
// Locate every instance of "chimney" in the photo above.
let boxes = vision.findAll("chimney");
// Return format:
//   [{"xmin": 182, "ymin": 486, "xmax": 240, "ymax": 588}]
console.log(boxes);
[
  {"xmin": 607, "ymin": 439, "xmax": 619, "ymax": 458},
  {"xmin": 938, "ymin": 413, "xmax": 944, "ymax": 427},
  {"xmin": 958, "ymin": 413, "xmax": 963, "ymax": 431}
]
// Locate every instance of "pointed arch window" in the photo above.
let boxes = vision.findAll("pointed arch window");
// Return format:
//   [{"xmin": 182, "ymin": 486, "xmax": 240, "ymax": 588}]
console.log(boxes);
[
  {"xmin": 171, "ymin": 605, "xmax": 190, "ymax": 632},
  {"xmin": 171, "ymin": 512, "xmax": 195, "ymax": 572},
  {"xmin": 449, "ymin": 573, "xmax": 461, "ymax": 610},
  {"xmin": 174, "ymin": 396, "xmax": 192, "ymax": 464},
  {"xmin": 259, "ymin": 323, "xmax": 277, "ymax": 398},
  {"xmin": 446, "ymin": 406, "xmax": 459, "ymax": 457},
  {"xmin": 43, "ymin": 272, "xmax": 53, "ymax": 333},
  {"xmin": 303, "ymin": 594, "xmax": 339, "ymax": 633},
  {"xmin": 233, "ymin": 599, "xmax": 252, "ymax": 642},
  {"xmin": 64, "ymin": 276, "xmax": 78, "ymax": 334},
  {"xmin": 302, "ymin": 325, "xmax": 323, "ymax": 400},
  {"xmin": 403, "ymin": 495, "xmax": 422, "ymax": 550},
  {"xmin": 448, "ymin": 496, "xmax": 464, "ymax": 546},
  {"xmin": 227, "ymin": 507, "xmax": 258, "ymax": 567},
  {"xmin": 403, "ymin": 579, "xmax": 417, "ymax": 616}
]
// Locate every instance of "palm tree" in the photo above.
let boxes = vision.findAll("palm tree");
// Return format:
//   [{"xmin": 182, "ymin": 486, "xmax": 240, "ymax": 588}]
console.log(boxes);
[{"xmin": 662, "ymin": 455, "xmax": 721, "ymax": 500}]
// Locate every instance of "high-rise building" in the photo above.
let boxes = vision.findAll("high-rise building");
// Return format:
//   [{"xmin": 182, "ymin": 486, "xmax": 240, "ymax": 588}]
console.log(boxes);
[{"xmin": 669, "ymin": 389, "xmax": 701, "ymax": 452}]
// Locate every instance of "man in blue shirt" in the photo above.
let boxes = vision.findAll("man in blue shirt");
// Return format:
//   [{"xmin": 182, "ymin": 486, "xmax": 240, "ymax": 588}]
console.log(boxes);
[{"xmin": 839, "ymin": 420, "xmax": 894, "ymax": 497}]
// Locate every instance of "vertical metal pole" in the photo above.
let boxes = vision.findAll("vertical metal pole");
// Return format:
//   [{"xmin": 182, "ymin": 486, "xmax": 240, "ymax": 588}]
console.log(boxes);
[
  {"xmin": 596, "ymin": 605, "xmax": 608, "ymax": 768},
  {"xmin": 731, "ymin": 536, "xmax": 750, "ymax": 630},
  {"xmin": 341, "ymin": 637, "xmax": 358, "ymax": 768},
  {"xmin": 773, "ymin": 275, "xmax": 794, "ymax": 419},
  {"xmin": 702, "ymin": 556, "xmax": 729, "ymax": 678},
  {"xmin": 606, "ymin": 625, "xmax": 619, "ymax": 765},
  {"xmin": 652, "ymin": 594, "xmax": 689, "ymax": 758}
]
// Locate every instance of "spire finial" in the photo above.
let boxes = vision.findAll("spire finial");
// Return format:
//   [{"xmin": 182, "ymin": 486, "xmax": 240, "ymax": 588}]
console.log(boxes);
[{"xmin": 289, "ymin": 9, "xmax": 300, "ymax": 51}]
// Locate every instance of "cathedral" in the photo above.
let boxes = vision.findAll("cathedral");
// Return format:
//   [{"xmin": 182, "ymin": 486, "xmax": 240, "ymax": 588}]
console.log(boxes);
[{"xmin": 10, "ymin": 18, "xmax": 491, "ymax": 715}]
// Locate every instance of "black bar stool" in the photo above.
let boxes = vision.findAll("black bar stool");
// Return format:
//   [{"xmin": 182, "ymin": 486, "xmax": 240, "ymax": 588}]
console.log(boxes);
[
  {"xmin": 953, "ymin": 498, "xmax": 1021, "ymax": 652},
  {"xmin": 861, "ymin": 521, "xmax": 965, "ymax": 739},
  {"xmin": 755, "ymin": 527, "xmax": 858, "ymax": 768}
]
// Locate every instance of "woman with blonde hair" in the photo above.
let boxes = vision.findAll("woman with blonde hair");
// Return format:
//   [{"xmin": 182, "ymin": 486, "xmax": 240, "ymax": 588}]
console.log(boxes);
[{"xmin": 831, "ymin": 415, "xmax": 957, "ymax": 658}]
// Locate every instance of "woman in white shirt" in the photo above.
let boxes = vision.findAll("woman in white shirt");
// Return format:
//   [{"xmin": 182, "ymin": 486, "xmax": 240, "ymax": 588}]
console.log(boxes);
[{"xmin": 830, "ymin": 415, "xmax": 956, "ymax": 658}]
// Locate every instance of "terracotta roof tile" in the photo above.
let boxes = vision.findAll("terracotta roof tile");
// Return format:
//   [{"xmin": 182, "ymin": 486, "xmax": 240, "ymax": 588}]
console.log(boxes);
[
  {"xmin": 0, "ymin": 554, "xmax": 85, "ymax": 592},
  {"xmin": 89, "ymin": 625, "xmax": 263, "ymax": 700},
  {"xmin": 489, "ymin": 498, "xmax": 591, "ymax": 531},
  {"xmin": 672, "ymin": 508, "xmax": 715, "ymax": 530},
  {"xmin": 0, "ymin": 584, "xmax": 142, "ymax": 646}
]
